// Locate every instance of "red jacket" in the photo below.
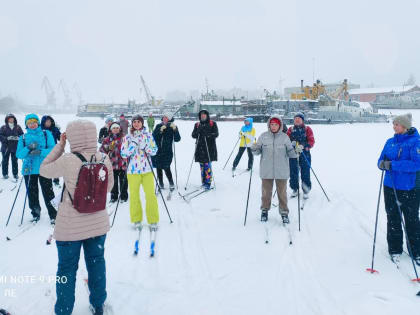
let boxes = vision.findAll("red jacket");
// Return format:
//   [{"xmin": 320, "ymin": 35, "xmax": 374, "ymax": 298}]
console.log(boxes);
[{"xmin": 287, "ymin": 125, "xmax": 315, "ymax": 149}]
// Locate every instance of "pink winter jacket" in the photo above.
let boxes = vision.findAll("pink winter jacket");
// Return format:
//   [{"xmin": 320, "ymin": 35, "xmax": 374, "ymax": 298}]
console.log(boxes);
[{"xmin": 40, "ymin": 120, "xmax": 114, "ymax": 241}]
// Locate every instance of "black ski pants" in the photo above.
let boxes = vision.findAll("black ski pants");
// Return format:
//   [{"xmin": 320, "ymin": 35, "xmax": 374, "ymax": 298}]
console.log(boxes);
[
  {"xmin": 384, "ymin": 185, "xmax": 420, "ymax": 258},
  {"xmin": 24, "ymin": 174, "xmax": 57, "ymax": 220},
  {"xmin": 233, "ymin": 147, "xmax": 253, "ymax": 169},
  {"xmin": 111, "ymin": 170, "xmax": 128, "ymax": 201},
  {"xmin": 2, "ymin": 150, "xmax": 18, "ymax": 177},
  {"xmin": 157, "ymin": 168, "xmax": 174, "ymax": 186}
]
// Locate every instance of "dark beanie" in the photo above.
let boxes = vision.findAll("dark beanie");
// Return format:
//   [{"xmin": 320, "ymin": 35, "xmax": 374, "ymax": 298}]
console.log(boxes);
[{"xmin": 294, "ymin": 112, "xmax": 305, "ymax": 121}]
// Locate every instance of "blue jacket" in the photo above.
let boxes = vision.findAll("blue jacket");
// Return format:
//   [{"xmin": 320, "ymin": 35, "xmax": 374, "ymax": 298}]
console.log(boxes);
[
  {"xmin": 16, "ymin": 114, "xmax": 56, "ymax": 175},
  {"xmin": 378, "ymin": 127, "xmax": 420, "ymax": 191}
]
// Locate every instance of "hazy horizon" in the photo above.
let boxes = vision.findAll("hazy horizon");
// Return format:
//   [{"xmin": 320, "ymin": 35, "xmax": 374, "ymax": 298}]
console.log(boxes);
[{"xmin": 1, "ymin": 0, "xmax": 419, "ymax": 105}]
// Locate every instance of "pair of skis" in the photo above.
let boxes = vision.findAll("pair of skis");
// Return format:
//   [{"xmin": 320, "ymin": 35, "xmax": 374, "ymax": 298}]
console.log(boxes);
[
  {"xmin": 133, "ymin": 224, "xmax": 158, "ymax": 257},
  {"xmin": 263, "ymin": 219, "xmax": 293, "ymax": 245},
  {"xmin": 6, "ymin": 220, "xmax": 39, "ymax": 241},
  {"xmin": 232, "ymin": 169, "xmax": 249, "ymax": 178},
  {"xmin": 178, "ymin": 187, "xmax": 214, "ymax": 203}
]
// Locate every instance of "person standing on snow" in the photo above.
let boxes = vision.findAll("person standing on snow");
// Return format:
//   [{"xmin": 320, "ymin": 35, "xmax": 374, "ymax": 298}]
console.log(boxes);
[
  {"xmin": 16, "ymin": 114, "xmax": 57, "ymax": 224},
  {"xmin": 152, "ymin": 113, "xmax": 181, "ymax": 191},
  {"xmin": 287, "ymin": 112, "xmax": 315, "ymax": 199},
  {"xmin": 377, "ymin": 113, "xmax": 420, "ymax": 266},
  {"xmin": 191, "ymin": 109, "xmax": 219, "ymax": 190},
  {"xmin": 121, "ymin": 115, "xmax": 159, "ymax": 231},
  {"xmin": 40, "ymin": 120, "xmax": 114, "ymax": 315},
  {"xmin": 98, "ymin": 116, "xmax": 114, "ymax": 144},
  {"xmin": 119, "ymin": 113, "xmax": 130, "ymax": 135},
  {"xmin": 232, "ymin": 117, "xmax": 255, "ymax": 172},
  {"xmin": 147, "ymin": 113, "xmax": 155, "ymax": 132},
  {"xmin": 41, "ymin": 115, "xmax": 62, "ymax": 186},
  {"xmin": 252, "ymin": 115, "xmax": 297, "ymax": 223},
  {"xmin": 100, "ymin": 122, "xmax": 128, "ymax": 203},
  {"xmin": 0, "ymin": 114, "xmax": 24, "ymax": 180}
]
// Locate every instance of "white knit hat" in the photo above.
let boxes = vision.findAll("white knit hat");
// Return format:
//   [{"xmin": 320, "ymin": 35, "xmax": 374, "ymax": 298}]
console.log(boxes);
[{"xmin": 393, "ymin": 113, "xmax": 412, "ymax": 129}]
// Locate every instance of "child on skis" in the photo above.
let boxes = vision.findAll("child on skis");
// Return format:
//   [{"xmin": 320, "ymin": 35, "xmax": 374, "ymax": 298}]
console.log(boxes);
[
  {"xmin": 252, "ymin": 115, "xmax": 297, "ymax": 223},
  {"xmin": 191, "ymin": 109, "xmax": 219, "ymax": 190},
  {"xmin": 232, "ymin": 117, "xmax": 255, "ymax": 172},
  {"xmin": 100, "ymin": 122, "xmax": 128, "ymax": 203},
  {"xmin": 16, "ymin": 114, "xmax": 57, "ymax": 224},
  {"xmin": 152, "ymin": 113, "xmax": 181, "ymax": 191},
  {"xmin": 121, "ymin": 115, "xmax": 159, "ymax": 231},
  {"xmin": 40, "ymin": 119, "xmax": 114, "ymax": 315},
  {"xmin": 378, "ymin": 113, "xmax": 420, "ymax": 266}
]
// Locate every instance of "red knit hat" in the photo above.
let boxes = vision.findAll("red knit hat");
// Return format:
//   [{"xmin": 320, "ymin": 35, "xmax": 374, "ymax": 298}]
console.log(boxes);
[{"xmin": 270, "ymin": 117, "xmax": 281, "ymax": 126}]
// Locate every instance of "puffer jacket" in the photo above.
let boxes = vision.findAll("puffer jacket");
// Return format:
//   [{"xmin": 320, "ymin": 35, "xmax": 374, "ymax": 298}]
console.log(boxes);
[
  {"xmin": 100, "ymin": 130, "xmax": 127, "ymax": 171},
  {"xmin": 192, "ymin": 109, "xmax": 219, "ymax": 163},
  {"xmin": 252, "ymin": 115, "xmax": 297, "ymax": 179},
  {"xmin": 121, "ymin": 128, "xmax": 157, "ymax": 174},
  {"xmin": 239, "ymin": 118, "xmax": 256, "ymax": 147},
  {"xmin": 378, "ymin": 127, "xmax": 420, "ymax": 191},
  {"xmin": 39, "ymin": 120, "xmax": 114, "ymax": 241},
  {"xmin": 16, "ymin": 114, "xmax": 56, "ymax": 175},
  {"xmin": 0, "ymin": 114, "xmax": 24, "ymax": 153}
]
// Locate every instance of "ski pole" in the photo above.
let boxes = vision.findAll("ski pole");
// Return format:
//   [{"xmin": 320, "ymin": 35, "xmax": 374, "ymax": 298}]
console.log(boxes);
[
  {"xmin": 297, "ymin": 155, "xmax": 301, "ymax": 232},
  {"xmin": 185, "ymin": 136, "xmax": 199, "ymax": 191},
  {"xmin": 366, "ymin": 170, "xmax": 384, "ymax": 274},
  {"xmin": 222, "ymin": 137, "xmax": 241, "ymax": 170},
  {"xmin": 204, "ymin": 137, "xmax": 216, "ymax": 189},
  {"xmin": 389, "ymin": 172, "xmax": 420, "ymax": 282},
  {"xmin": 6, "ymin": 176, "xmax": 24, "ymax": 226},
  {"xmin": 243, "ymin": 167, "xmax": 253, "ymax": 226},
  {"xmin": 145, "ymin": 152, "xmax": 173, "ymax": 224},
  {"xmin": 300, "ymin": 150, "xmax": 330, "ymax": 202},
  {"xmin": 20, "ymin": 186, "xmax": 28, "ymax": 226},
  {"xmin": 111, "ymin": 172, "xmax": 126, "ymax": 228}
]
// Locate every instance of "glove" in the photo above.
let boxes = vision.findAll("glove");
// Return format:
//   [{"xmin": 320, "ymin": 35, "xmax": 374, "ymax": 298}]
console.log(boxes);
[
  {"xmin": 170, "ymin": 123, "xmax": 177, "ymax": 130},
  {"xmin": 291, "ymin": 141, "xmax": 297, "ymax": 148},
  {"xmin": 160, "ymin": 125, "xmax": 167, "ymax": 133},
  {"xmin": 28, "ymin": 142, "xmax": 38, "ymax": 150},
  {"xmin": 102, "ymin": 144, "xmax": 109, "ymax": 151},
  {"xmin": 7, "ymin": 136, "xmax": 19, "ymax": 141},
  {"xmin": 379, "ymin": 160, "xmax": 391, "ymax": 171},
  {"xmin": 29, "ymin": 149, "xmax": 41, "ymax": 156},
  {"xmin": 239, "ymin": 131, "xmax": 245, "ymax": 137},
  {"xmin": 295, "ymin": 144, "xmax": 304, "ymax": 154}
]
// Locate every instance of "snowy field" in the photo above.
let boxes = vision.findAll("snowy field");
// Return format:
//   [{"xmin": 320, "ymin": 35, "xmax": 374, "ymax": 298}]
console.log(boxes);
[{"xmin": 1, "ymin": 110, "xmax": 420, "ymax": 315}]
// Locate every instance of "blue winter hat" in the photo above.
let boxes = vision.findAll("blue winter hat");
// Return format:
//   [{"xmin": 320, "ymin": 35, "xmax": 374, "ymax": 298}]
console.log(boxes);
[
  {"xmin": 105, "ymin": 115, "xmax": 114, "ymax": 124},
  {"xmin": 294, "ymin": 112, "xmax": 305, "ymax": 121},
  {"xmin": 241, "ymin": 117, "xmax": 253, "ymax": 132},
  {"xmin": 25, "ymin": 113, "xmax": 40, "ymax": 127}
]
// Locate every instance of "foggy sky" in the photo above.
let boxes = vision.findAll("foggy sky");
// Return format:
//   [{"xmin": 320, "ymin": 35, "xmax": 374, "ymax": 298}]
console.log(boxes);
[{"xmin": 0, "ymin": 0, "xmax": 419, "ymax": 104}]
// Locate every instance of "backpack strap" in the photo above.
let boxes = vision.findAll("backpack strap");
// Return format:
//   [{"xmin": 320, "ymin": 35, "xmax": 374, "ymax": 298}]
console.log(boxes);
[
  {"xmin": 43, "ymin": 130, "xmax": 47, "ymax": 147},
  {"xmin": 73, "ymin": 152, "xmax": 87, "ymax": 162}
]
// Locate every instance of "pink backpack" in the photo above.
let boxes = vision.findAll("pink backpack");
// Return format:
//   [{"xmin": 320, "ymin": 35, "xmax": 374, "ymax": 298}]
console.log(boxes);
[{"xmin": 62, "ymin": 153, "xmax": 108, "ymax": 213}]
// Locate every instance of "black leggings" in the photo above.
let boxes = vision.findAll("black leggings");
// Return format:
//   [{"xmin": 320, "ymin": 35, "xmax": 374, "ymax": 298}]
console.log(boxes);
[{"xmin": 157, "ymin": 168, "xmax": 174, "ymax": 185}]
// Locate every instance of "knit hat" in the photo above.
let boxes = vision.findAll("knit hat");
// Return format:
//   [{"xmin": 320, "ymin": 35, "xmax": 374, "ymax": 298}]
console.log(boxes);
[
  {"xmin": 109, "ymin": 122, "xmax": 120, "ymax": 131},
  {"xmin": 393, "ymin": 113, "xmax": 412, "ymax": 129},
  {"xmin": 294, "ymin": 112, "xmax": 305, "ymax": 121},
  {"xmin": 132, "ymin": 114, "xmax": 144, "ymax": 125},
  {"xmin": 24, "ymin": 113, "xmax": 40, "ymax": 128},
  {"xmin": 270, "ymin": 117, "xmax": 281, "ymax": 126},
  {"xmin": 105, "ymin": 116, "xmax": 114, "ymax": 124}
]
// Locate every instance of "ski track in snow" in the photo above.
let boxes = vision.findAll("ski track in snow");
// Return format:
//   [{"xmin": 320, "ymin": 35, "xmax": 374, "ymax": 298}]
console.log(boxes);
[{"xmin": 1, "ymin": 111, "xmax": 420, "ymax": 314}]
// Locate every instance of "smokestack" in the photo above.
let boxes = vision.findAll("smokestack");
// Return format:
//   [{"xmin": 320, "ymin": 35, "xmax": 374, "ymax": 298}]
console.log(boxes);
[{"xmin": 301, "ymin": 80, "xmax": 304, "ymax": 91}]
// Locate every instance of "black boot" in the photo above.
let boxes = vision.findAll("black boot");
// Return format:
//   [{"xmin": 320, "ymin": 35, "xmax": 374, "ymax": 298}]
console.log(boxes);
[{"xmin": 261, "ymin": 209, "xmax": 268, "ymax": 222}]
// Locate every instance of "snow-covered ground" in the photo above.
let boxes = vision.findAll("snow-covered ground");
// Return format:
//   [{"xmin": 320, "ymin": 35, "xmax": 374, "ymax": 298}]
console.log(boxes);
[{"xmin": 1, "ymin": 110, "xmax": 420, "ymax": 314}]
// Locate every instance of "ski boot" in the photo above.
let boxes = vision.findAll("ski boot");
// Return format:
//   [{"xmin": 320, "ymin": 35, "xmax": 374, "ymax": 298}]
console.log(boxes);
[
  {"xmin": 303, "ymin": 192, "xmax": 309, "ymax": 200},
  {"xmin": 290, "ymin": 190, "xmax": 298, "ymax": 198},
  {"xmin": 390, "ymin": 254, "xmax": 401, "ymax": 265},
  {"xmin": 30, "ymin": 216, "xmax": 40, "ymax": 223},
  {"xmin": 13, "ymin": 174, "xmax": 19, "ymax": 180},
  {"xmin": 50, "ymin": 219, "xmax": 56, "ymax": 226},
  {"xmin": 149, "ymin": 223, "xmax": 159, "ymax": 232},
  {"xmin": 109, "ymin": 198, "xmax": 117, "ymax": 204},
  {"xmin": 281, "ymin": 214, "xmax": 290, "ymax": 224},
  {"xmin": 89, "ymin": 304, "xmax": 104, "ymax": 315},
  {"xmin": 134, "ymin": 221, "xmax": 143, "ymax": 231},
  {"xmin": 3, "ymin": 175, "xmax": 8, "ymax": 180},
  {"xmin": 261, "ymin": 209, "xmax": 268, "ymax": 222},
  {"xmin": 169, "ymin": 182, "xmax": 175, "ymax": 192},
  {"xmin": 415, "ymin": 256, "xmax": 420, "ymax": 267}
]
